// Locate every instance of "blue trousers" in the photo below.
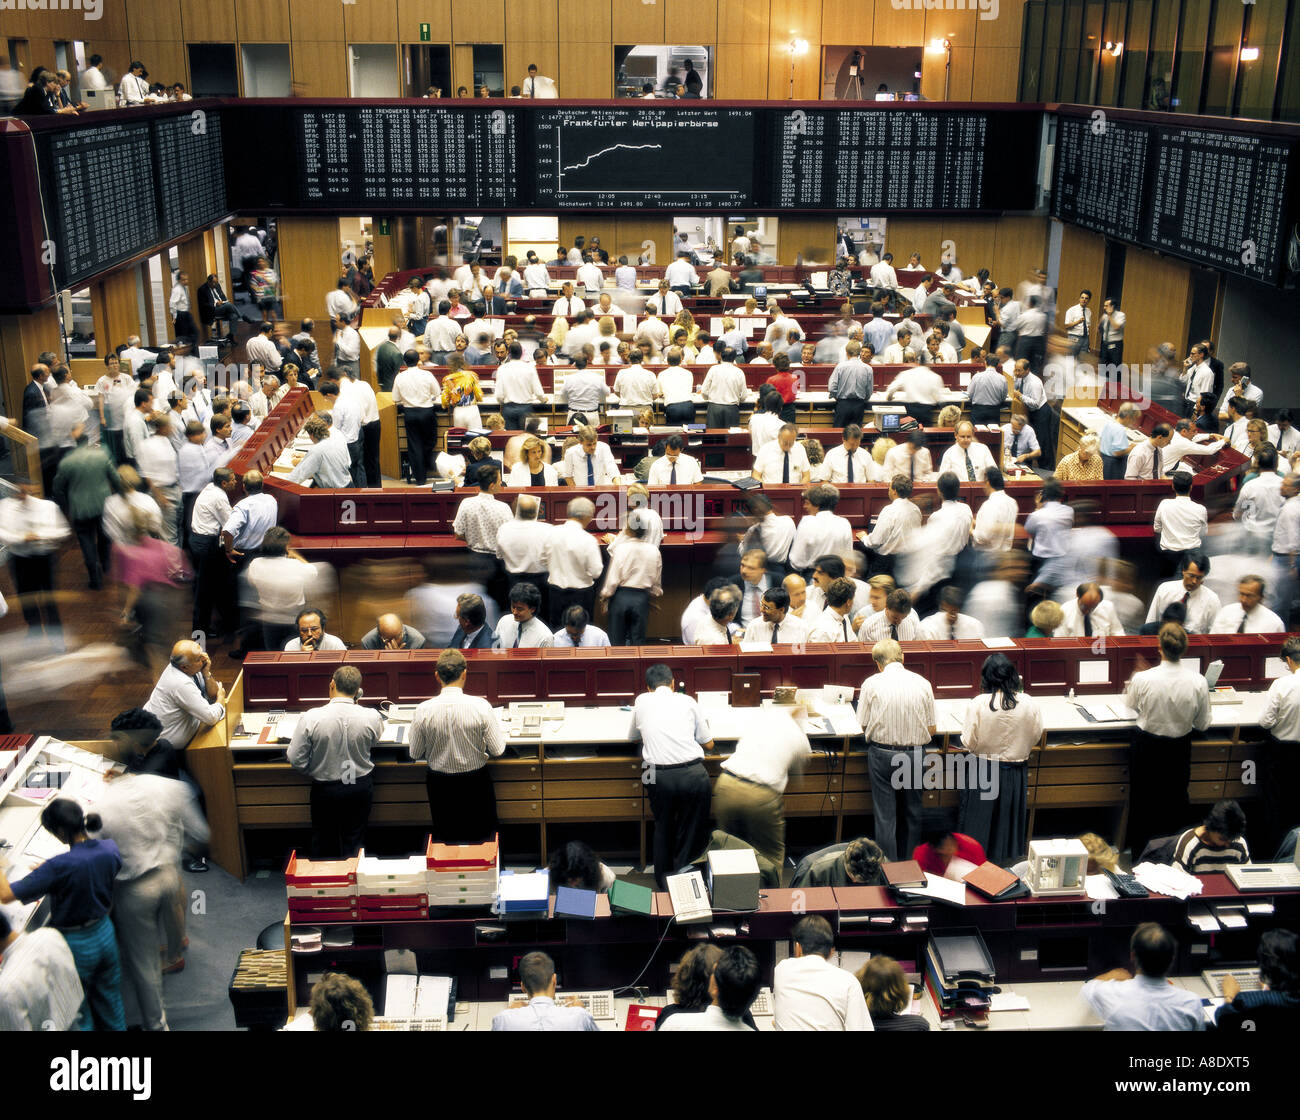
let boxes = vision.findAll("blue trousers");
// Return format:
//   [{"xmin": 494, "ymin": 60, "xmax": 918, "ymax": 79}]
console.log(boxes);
[{"xmin": 63, "ymin": 916, "xmax": 126, "ymax": 1031}]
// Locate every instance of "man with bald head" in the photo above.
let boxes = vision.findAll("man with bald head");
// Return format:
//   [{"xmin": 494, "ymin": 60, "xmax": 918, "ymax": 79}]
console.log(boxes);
[
  {"xmin": 220, "ymin": 469, "xmax": 280, "ymax": 658},
  {"xmin": 783, "ymin": 573, "xmax": 809, "ymax": 618},
  {"xmin": 143, "ymin": 639, "xmax": 227, "ymax": 749},
  {"xmin": 361, "ymin": 614, "xmax": 427, "ymax": 650},
  {"xmin": 1058, "ymin": 581, "xmax": 1125, "ymax": 638}
]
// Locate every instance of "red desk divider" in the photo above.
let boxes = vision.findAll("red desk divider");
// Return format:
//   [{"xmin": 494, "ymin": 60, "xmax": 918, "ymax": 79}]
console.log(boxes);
[
  {"xmin": 927, "ymin": 641, "xmax": 1028, "ymax": 699},
  {"xmin": 1019, "ymin": 638, "xmax": 1117, "ymax": 695}
]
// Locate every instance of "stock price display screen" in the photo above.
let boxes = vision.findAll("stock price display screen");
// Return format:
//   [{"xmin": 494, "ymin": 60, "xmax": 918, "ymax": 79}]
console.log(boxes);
[
  {"xmin": 768, "ymin": 108, "xmax": 1036, "ymax": 211},
  {"xmin": 1052, "ymin": 114, "xmax": 1149, "ymax": 243},
  {"xmin": 154, "ymin": 110, "xmax": 228, "ymax": 243},
  {"xmin": 529, "ymin": 106, "xmax": 755, "ymax": 209},
  {"xmin": 297, "ymin": 105, "xmax": 519, "ymax": 208},
  {"xmin": 44, "ymin": 121, "xmax": 160, "ymax": 289},
  {"xmin": 1146, "ymin": 127, "xmax": 1294, "ymax": 285}
]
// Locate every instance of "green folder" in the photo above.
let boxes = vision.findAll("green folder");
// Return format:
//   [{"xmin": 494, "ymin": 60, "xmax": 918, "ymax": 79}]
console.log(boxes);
[{"xmin": 608, "ymin": 879, "xmax": 653, "ymax": 916}]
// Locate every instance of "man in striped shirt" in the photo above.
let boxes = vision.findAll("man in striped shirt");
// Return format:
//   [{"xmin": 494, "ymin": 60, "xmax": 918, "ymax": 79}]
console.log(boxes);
[
  {"xmin": 857, "ymin": 639, "xmax": 936, "ymax": 861},
  {"xmin": 408, "ymin": 650, "xmax": 506, "ymax": 843},
  {"xmin": 1171, "ymin": 800, "xmax": 1250, "ymax": 875}
]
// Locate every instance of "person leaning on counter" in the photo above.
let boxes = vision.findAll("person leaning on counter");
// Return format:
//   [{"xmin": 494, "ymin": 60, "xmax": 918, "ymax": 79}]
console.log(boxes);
[
  {"xmin": 407, "ymin": 649, "xmax": 506, "ymax": 844},
  {"xmin": 1123, "ymin": 622, "xmax": 1211, "ymax": 859},
  {"xmin": 288, "ymin": 666, "xmax": 384, "ymax": 860}
]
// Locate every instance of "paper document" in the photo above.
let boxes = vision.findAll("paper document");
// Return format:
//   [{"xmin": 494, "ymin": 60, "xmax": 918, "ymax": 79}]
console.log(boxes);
[
  {"xmin": 1085, "ymin": 874, "xmax": 1118, "ymax": 901},
  {"xmin": 989, "ymin": 993, "xmax": 1031, "ymax": 1012},
  {"xmin": 415, "ymin": 975, "xmax": 453, "ymax": 1019},
  {"xmin": 1188, "ymin": 907, "xmax": 1221, "ymax": 933},
  {"xmin": 1077, "ymin": 660, "xmax": 1110, "ymax": 685},
  {"xmin": 385, "ymin": 975, "xmax": 418, "ymax": 1018},
  {"xmin": 981, "ymin": 637, "xmax": 1017, "ymax": 649},
  {"xmin": 899, "ymin": 873, "xmax": 967, "ymax": 906}
]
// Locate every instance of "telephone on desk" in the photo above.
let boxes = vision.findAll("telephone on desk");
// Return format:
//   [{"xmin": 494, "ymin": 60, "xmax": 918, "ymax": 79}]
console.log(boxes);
[{"xmin": 504, "ymin": 701, "xmax": 565, "ymax": 738}]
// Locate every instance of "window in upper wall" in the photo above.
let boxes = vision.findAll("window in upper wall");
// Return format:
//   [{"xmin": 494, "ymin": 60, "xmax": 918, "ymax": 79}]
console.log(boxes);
[
  {"xmin": 821, "ymin": 46, "xmax": 920, "ymax": 101},
  {"xmin": 614, "ymin": 46, "xmax": 710, "ymax": 99},
  {"xmin": 402, "ymin": 44, "xmax": 452, "ymax": 98},
  {"xmin": 1171, "ymin": 0, "xmax": 1211, "ymax": 112},
  {"xmin": 1118, "ymin": 0, "xmax": 1155, "ymax": 110},
  {"xmin": 1019, "ymin": 1, "xmax": 1045, "ymax": 102},
  {"xmin": 350, "ymin": 44, "xmax": 399, "ymax": 98},
  {"xmin": 471, "ymin": 45, "xmax": 504, "ymax": 98},
  {"xmin": 188, "ymin": 44, "xmax": 238, "ymax": 99},
  {"xmin": 241, "ymin": 44, "xmax": 291, "ymax": 98}
]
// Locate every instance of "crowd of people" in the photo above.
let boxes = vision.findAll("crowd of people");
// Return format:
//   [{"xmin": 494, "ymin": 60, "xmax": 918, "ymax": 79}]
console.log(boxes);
[{"xmin": 12, "ymin": 58, "xmax": 191, "ymax": 116}]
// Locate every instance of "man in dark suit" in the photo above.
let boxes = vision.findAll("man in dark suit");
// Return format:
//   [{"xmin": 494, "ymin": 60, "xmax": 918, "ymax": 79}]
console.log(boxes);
[
  {"xmin": 22, "ymin": 364, "xmax": 50, "ymax": 433},
  {"xmin": 449, "ymin": 594, "xmax": 495, "ymax": 649},
  {"xmin": 374, "ymin": 328, "xmax": 404, "ymax": 392},
  {"xmin": 479, "ymin": 286, "xmax": 512, "ymax": 316},
  {"xmin": 196, "ymin": 274, "xmax": 240, "ymax": 340},
  {"xmin": 728, "ymin": 548, "xmax": 782, "ymax": 631}
]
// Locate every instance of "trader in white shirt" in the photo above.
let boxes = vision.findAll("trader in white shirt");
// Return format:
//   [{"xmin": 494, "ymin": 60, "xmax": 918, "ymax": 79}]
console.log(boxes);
[
  {"xmin": 491, "ymin": 951, "xmax": 598, "ymax": 1032},
  {"xmin": 647, "ymin": 433, "xmax": 703, "ymax": 486},
  {"xmin": 740, "ymin": 493, "xmax": 796, "ymax": 568},
  {"xmin": 1268, "ymin": 409, "xmax": 1300, "ymax": 456},
  {"xmin": 575, "ymin": 258, "xmax": 604, "ymax": 298},
  {"xmin": 972, "ymin": 467, "xmax": 1017, "ymax": 555},
  {"xmin": 1182, "ymin": 342, "xmax": 1215, "ymax": 416},
  {"xmin": 495, "ymin": 494, "xmax": 553, "ymax": 600},
  {"xmin": 939, "ymin": 421, "xmax": 997, "ymax": 482},
  {"xmin": 1058, "ymin": 582, "xmax": 1124, "ymax": 638},
  {"xmin": 493, "ymin": 582, "xmax": 554, "ymax": 648},
  {"xmin": 646, "ymin": 281, "xmax": 683, "ymax": 317},
  {"xmin": 1124, "ymin": 424, "xmax": 1174, "ymax": 480},
  {"xmin": 1123, "ymin": 623, "xmax": 1212, "ymax": 854},
  {"xmin": 664, "ymin": 252, "xmax": 700, "ymax": 294},
  {"xmin": 561, "ymin": 426, "xmax": 620, "ymax": 487},
  {"xmin": 169, "ymin": 271, "xmax": 196, "ymax": 342},
  {"xmin": 630, "ymin": 663, "xmax": 715, "ymax": 888},
  {"xmin": 547, "ymin": 498, "xmax": 604, "ymax": 627},
  {"xmin": 1146, "ymin": 553, "xmax": 1220, "ymax": 635},
  {"xmin": 773, "ymin": 916, "xmax": 872, "ymax": 1032},
  {"xmin": 918, "ymin": 586, "xmax": 986, "ymax": 640},
  {"xmin": 752, "ymin": 425, "xmax": 811, "ymax": 486},
  {"xmin": 1234, "ymin": 449, "xmax": 1286, "ymax": 543},
  {"xmin": 1098, "ymin": 298, "xmax": 1126, "ymax": 369},
  {"xmin": 1063, "ymin": 289, "xmax": 1092, "ymax": 356},
  {"xmin": 1258, "ymin": 635, "xmax": 1300, "ymax": 849},
  {"xmin": 118, "ymin": 61, "xmax": 149, "ymax": 105},
  {"xmin": 1210, "ymin": 576, "xmax": 1283, "ymax": 634},
  {"xmin": 551, "ymin": 282, "xmax": 584, "ymax": 318},
  {"xmin": 522, "ymin": 258, "xmax": 551, "ymax": 296},
  {"xmin": 869, "ymin": 253, "xmax": 899, "ymax": 293},
  {"xmin": 741, "ymin": 586, "xmax": 807, "ymax": 645},
  {"xmin": 551, "ymin": 605, "xmax": 611, "ymax": 648},
  {"xmin": 1152, "ymin": 472, "xmax": 1208, "ymax": 559},
  {"xmin": 143, "ymin": 639, "xmax": 226, "ymax": 748},
  {"xmin": 786, "ymin": 486, "xmax": 852, "ymax": 575},
  {"xmin": 806, "ymin": 578, "xmax": 860, "ymax": 643},
  {"xmin": 883, "ymin": 365, "xmax": 947, "ymax": 426},
  {"xmin": 822, "ymin": 424, "xmax": 878, "ymax": 484},
  {"xmin": 244, "ymin": 322, "xmax": 282, "ymax": 372},
  {"xmin": 857, "ymin": 639, "xmax": 936, "ymax": 861}
]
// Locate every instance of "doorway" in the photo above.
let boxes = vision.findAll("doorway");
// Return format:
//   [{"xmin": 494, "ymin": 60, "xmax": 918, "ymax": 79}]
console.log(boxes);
[{"xmin": 402, "ymin": 44, "xmax": 452, "ymax": 98}]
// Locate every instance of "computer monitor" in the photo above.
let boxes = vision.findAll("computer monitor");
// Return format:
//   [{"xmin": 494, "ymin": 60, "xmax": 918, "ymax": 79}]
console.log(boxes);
[{"xmin": 82, "ymin": 88, "xmax": 114, "ymax": 111}]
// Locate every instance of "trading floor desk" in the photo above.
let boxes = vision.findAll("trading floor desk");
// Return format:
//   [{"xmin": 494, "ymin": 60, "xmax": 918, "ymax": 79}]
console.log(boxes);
[
  {"xmin": 275, "ymin": 873, "xmax": 1300, "ymax": 1017},
  {"xmin": 192, "ymin": 635, "xmax": 1286, "ymax": 881}
]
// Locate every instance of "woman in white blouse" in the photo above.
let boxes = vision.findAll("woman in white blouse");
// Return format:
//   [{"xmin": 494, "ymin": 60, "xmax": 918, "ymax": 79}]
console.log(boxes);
[
  {"xmin": 957, "ymin": 654, "xmax": 1043, "ymax": 868},
  {"xmin": 506, "ymin": 435, "xmax": 559, "ymax": 487}
]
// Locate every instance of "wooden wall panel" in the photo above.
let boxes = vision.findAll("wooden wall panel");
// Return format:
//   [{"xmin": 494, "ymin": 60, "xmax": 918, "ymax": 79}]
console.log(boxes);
[
  {"xmin": 397, "ymin": 0, "xmax": 454, "ymax": 39},
  {"xmin": 505, "ymin": 43, "xmax": 559, "ymax": 94},
  {"xmin": 778, "ymin": 219, "xmax": 835, "ymax": 266},
  {"xmin": 450, "ymin": 0, "xmax": 506, "ymax": 40},
  {"xmin": 615, "ymin": 220, "xmax": 673, "ymax": 265},
  {"xmin": 92, "ymin": 267, "xmax": 146, "ymax": 355},
  {"xmin": 278, "ymin": 217, "xmax": 346, "ymax": 324},
  {"xmin": 559, "ymin": 41, "xmax": 612, "ymax": 98},
  {"xmin": 924, "ymin": 7, "xmax": 979, "ymax": 45},
  {"xmin": 664, "ymin": 0, "xmax": 718, "ymax": 44},
  {"xmin": 0, "ymin": 308, "xmax": 63, "ymax": 428},
  {"xmin": 291, "ymin": 40, "xmax": 347, "ymax": 96},
  {"xmin": 715, "ymin": 0, "xmax": 768, "ymax": 44},
  {"xmin": 713, "ymin": 44, "xmax": 768, "ymax": 99},
  {"xmin": 560, "ymin": 0, "xmax": 611, "ymax": 43},
  {"xmin": 89, "ymin": 4, "xmax": 132, "ymax": 42},
  {"xmin": 978, "ymin": 47, "xmax": 1021, "ymax": 100},
  {"xmin": 131, "ymin": 40, "xmax": 189, "ymax": 88},
  {"xmin": 181, "ymin": 0, "xmax": 237, "ymax": 42},
  {"xmin": 1055, "ymin": 223, "xmax": 1107, "ymax": 336},
  {"xmin": 508, "ymin": 0, "xmax": 559, "ymax": 43},
  {"xmin": 126, "ymin": 0, "xmax": 183, "ymax": 43},
  {"xmin": 922, "ymin": 44, "xmax": 973, "ymax": 101},
  {"xmin": 236, "ymin": 0, "xmax": 291, "ymax": 41},
  {"xmin": 611, "ymin": 0, "xmax": 662, "ymax": 41},
  {"xmin": 991, "ymin": 216, "xmax": 1049, "ymax": 289},
  {"xmin": 346, "ymin": 0, "xmax": 400, "ymax": 42},
  {"xmin": 451, "ymin": 44, "xmax": 475, "ymax": 94},
  {"xmin": 820, "ymin": 0, "xmax": 874, "ymax": 41},
  {"xmin": 767, "ymin": 43, "xmax": 819, "ymax": 101},
  {"xmin": 770, "ymin": 0, "xmax": 821, "ymax": 42},
  {"xmin": 288, "ymin": 0, "xmax": 346, "ymax": 41},
  {"xmin": 940, "ymin": 220, "xmax": 996, "ymax": 278},
  {"xmin": 872, "ymin": 0, "xmax": 926, "ymax": 44},
  {"xmin": 1121, "ymin": 248, "xmax": 1194, "ymax": 369},
  {"xmin": 883, "ymin": 218, "xmax": 945, "ymax": 264},
  {"xmin": 974, "ymin": 2, "xmax": 1026, "ymax": 48}
]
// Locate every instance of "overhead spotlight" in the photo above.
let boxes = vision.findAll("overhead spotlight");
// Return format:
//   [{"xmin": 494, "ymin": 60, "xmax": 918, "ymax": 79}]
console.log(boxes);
[{"xmin": 1240, "ymin": 45, "xmax": 1260, "ymax": 62}]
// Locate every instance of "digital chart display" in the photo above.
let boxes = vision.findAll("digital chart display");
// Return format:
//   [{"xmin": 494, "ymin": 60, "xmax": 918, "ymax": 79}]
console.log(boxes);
[{"xmin": 529, "ymin": 106, "xmax": 755, "ymax": 209}]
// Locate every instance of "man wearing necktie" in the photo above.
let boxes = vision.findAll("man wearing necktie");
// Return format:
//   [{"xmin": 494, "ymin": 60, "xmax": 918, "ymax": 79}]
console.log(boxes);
[
  {"xmin": 783, "ymin": 450, "xmax": 791, "ymax": 484},
  {"xmin": 587, "ymin": 453, "xmax": 595, "ymax": 487},
  {"xmin": 497, "ymin": 583, "xmax": 551, "ymax": 648},
  {"xmin": 731, "ymin": 550, "xmax": 771, "ymax": 629}
]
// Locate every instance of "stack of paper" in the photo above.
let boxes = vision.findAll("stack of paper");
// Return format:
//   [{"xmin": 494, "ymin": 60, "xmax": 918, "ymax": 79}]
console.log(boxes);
[{"xmin": 1133, "ymin": 862, "xmax": 1204, "ymax": 900}]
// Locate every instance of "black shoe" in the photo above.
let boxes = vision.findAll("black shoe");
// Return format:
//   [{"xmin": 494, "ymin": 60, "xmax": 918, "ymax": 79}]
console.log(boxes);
[{"xmin": 184, "ymin": 856, "xmax": 209, "ymax": 873}]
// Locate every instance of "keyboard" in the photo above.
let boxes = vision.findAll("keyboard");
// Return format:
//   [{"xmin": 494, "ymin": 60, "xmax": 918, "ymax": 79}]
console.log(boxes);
[
  {"xmin": 560, "ymin": 990, "xmax": 614, "ymax": 1021},
  {"xmin": 749, "ymin": 987, "xmax": 773, "ymax": 1017},
  {"xmin": 1225, "ymin": 863, "xmax": 1300, "ymax": 891},
  {"xmin": 371, "ymin": 1016, "xmax": 447, "ymax": 1031},
  {"xmin": 1200, "ymin": 968, "xmax": 1261, "ymax": 999}
]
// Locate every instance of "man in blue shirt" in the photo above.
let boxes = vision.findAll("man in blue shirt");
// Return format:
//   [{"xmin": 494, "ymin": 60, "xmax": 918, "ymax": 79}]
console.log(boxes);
[
  {"xmin": 1082, "ymin": 922, "xmax": 1204, "ymax": 1030},
  {"xmin": 1099, "ymin": 401, "xmax": 1141, "ymax": 480},
  {"xmin": 491, "ymin": 951, "xmax": 599, "ymax": 1031}
]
